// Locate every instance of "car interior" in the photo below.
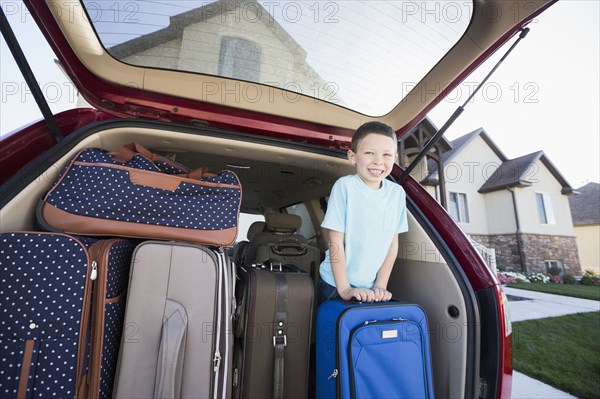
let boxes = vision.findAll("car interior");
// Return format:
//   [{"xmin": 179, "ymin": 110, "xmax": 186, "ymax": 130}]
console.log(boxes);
[
  {"xmin": 2, "ymin": 0, "xmax": 557, "ymax": 396},
  {"xmin": 1, "ymin": 123, "xmax": 470, "ymax": 398}
]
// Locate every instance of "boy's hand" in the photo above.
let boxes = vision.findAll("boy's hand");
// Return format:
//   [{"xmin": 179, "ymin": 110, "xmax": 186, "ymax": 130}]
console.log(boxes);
[
  {"xmin": 339, "ymin": 287, "xmax": 375, "ymax": 302},
  {"xmin": 372, "ymin": 286, "xmax": 392, "ymax": 302}
]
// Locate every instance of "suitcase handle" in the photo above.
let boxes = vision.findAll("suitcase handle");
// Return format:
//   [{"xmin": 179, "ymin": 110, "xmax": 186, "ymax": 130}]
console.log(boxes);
[
  {"xmin": 111, "ymin": 142, "xmax": 213, "ymax": 180},
  {"xmin": 154, "ymin": 299, "xmax": 188, "ymax": 399},
  {"xmin": 271, "ymin": 245, "xmax": 307, "ymax": 257}
]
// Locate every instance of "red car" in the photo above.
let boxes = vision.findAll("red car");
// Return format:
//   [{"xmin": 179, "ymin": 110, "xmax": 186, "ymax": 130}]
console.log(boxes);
[{"xmin": 1, "ymin": 1, "xmax": 557, "ymax": 397}]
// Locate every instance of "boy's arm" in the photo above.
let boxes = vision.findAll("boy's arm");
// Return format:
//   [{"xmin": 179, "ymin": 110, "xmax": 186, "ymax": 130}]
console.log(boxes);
[
  {"xmin": 373, "ymin": 234, "xmax": 399, "ymax": 301},
  {"xmin": 328, "ymin": 230, "xmax": 375, "ymax": 302}
]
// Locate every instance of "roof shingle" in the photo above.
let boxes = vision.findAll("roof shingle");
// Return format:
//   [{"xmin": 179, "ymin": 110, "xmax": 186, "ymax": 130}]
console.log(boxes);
[{"xmin": 569, "ymin": 182, "xmax": 600, "ymax": 225}]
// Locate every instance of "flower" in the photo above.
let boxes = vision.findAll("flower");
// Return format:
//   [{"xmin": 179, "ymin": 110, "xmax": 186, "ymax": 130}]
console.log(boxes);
[{"xmin": 497, "ymin": 271, "xmax": 529, "ymax": 284}]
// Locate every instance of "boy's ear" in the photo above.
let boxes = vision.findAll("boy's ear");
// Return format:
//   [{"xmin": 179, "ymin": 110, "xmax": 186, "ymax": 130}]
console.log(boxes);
[{"xmin": 347, "ymin": 149, "xmax": 356, "ymax": 164}]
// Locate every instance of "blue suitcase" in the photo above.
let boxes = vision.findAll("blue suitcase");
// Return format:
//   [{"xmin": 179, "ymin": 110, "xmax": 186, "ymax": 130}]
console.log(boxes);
[
  {"xmin": 316, "ymin": 300, "xmax": 434, "ymax": 399},
  {"xmin": 0, "ymin": 232, "xmax": 136, "ymax": 399}
]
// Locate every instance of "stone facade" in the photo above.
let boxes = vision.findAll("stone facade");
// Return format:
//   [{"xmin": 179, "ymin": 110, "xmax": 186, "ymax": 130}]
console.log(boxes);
[{"xmin": 470, "ymin": 234, "xmax": 581, "ymax": 276}]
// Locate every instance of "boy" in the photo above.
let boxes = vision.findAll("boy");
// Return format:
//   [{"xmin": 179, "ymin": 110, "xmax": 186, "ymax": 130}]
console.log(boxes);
[{"xmin": 319, "ymin": 121, "xmax": 407, "ymax": 304}]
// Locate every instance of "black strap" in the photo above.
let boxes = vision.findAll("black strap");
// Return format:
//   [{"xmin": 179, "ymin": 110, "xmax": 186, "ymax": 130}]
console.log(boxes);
[{"xmin": 273, "ymin": 273, "xmax": 288, "ymax": 399}]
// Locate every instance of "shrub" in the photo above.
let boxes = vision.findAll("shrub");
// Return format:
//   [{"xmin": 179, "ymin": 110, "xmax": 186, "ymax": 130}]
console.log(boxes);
[
  {"xmin": 528, "ymin": 272, "xmax": 550, "ymax": 284},
  {"xmin": 548, "ymin": 265, "xmax": 562, "ymax": 276},
  {"xmin": 562, "ymin": 274, "xmax": 576, "ymax": 284},
  {"xmin": 550, "ymin": 274, "xmax": 563, "ymax": 284},
  {"xmin": 581, "ymin": 269, "xmax": 600, "ymax": 286}
]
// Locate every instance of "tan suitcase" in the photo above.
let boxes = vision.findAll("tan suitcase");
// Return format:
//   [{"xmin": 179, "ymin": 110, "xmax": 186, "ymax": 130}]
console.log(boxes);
[{"xmin": 113, "ymin": 241, "xmax": 234, "ymax": 398}]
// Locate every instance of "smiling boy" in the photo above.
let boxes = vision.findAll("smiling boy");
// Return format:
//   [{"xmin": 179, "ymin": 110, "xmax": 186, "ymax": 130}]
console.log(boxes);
[{"xmin": 318, "ymin": 121, "xmax": 408, "ymax": 303}]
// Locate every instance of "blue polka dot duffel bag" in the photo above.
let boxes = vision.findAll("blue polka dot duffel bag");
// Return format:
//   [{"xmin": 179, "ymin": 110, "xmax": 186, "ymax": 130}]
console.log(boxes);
[{"xmin": 37, "ymin": 143, "xmax": 242, "ymax": 246}]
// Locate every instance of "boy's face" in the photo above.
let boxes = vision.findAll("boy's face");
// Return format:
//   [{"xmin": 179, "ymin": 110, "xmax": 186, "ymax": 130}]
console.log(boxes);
[{"xmin": 347, "ymin": 133, "xmax": 397, "ymax": 189}]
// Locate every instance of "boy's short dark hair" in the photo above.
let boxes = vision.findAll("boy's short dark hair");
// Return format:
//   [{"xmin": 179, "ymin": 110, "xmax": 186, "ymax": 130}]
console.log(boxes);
[{"xmin": 351, "ymin": 121, "xmax": 397, "ymax": 152}]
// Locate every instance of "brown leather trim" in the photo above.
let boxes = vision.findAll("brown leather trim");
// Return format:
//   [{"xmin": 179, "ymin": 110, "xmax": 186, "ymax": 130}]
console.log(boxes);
[
  {"xmin": 110, "ymin": 143, "xmax": 190, "ymax": 173},
  {"xmin": 129, "ymin": 169, "xmax": 180, "ymax": 191},
  {"xmin": 17, "ymin": 339, "xmax": 35, "ymax": 399},
  {"xmin": 43, "ymin": 148, "xmax": 86, "ymax": 201},
  {"xmin": 75, "ymin": 252, "xmax": 93, "ymax": 399},
  {"xmin": 106, "ymin": 291, "xmax": 126, "ymax": 304},
  {"xmin": 73, "ymin": 161, "xmax": 240, "ymax": 189},
  {"xmin": 86, "ymin": 240, "xmax": 112, "ymax": 397},
  {"xmin": 43, "ymin": 204, "xmax": 237, "ymax": 246}
]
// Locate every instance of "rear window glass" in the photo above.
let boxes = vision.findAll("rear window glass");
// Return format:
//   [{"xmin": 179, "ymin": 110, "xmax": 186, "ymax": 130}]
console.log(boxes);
[
  {"xmin": 82, "ymin": 0, "xmax": 472, "ymax": 116},
  {"xmin": 237, "ymin": 212, "xmax": 265, "ymax": 241}
]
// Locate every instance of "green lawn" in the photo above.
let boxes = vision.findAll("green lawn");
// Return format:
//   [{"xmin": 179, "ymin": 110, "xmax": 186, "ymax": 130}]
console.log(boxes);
[
  {"xmin": 507, "ymin": 282, "xmax": 600, "ymax": 301},
  {"xmin": 513, "ymin": 312, "xmax": 600, "ymax": 399}
]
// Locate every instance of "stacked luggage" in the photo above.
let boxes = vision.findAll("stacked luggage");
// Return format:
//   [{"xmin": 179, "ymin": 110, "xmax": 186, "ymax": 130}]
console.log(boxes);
[
  {"xmin": 1, "ymin": 142, "xmax": 436, "ymax": 398},
  {"xmin": 1, "ymin": 143, "xmax": 242, "ymax": 398}
]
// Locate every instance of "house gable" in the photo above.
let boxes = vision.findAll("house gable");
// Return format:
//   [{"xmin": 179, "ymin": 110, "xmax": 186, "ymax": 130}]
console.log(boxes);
[
  {"xmin": 425, "ymin": 128, "xmax": 508, "ymax": 181},
  {"xmin": 438, "ymin": 131, "xmax": 507, "ymax": 235},
  {"xmin": 107, "ymin": 0, "xmax": 335, "ymax": 103}
]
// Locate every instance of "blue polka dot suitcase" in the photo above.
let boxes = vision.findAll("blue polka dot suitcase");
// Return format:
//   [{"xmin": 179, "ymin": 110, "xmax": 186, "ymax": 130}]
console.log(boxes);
[
  {"xmin": 84, "ymin": 238, "xmax": 137, "ymax": 399},
  {"xmin": 0, "ymin": 232, "xmax": 136, "ymax": 399},
  {"xmin": 37, "ymin": 143, "xmax": 242, "ymax": 246}
]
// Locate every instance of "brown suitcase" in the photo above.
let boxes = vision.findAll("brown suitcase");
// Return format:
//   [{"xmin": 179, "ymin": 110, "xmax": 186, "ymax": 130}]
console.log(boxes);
[{"xmin": 234, "ymin": 262, "xmax": 314, "ymax": 399}]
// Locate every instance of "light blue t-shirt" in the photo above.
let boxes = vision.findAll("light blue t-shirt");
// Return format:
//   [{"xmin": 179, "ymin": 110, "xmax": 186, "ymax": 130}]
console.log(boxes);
[{"xmin": 319, "ymin": 174, "xmax": 408, "ymax": 289}]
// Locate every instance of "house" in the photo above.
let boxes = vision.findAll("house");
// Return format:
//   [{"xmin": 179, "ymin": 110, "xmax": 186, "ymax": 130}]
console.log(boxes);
[
  {"xmin": 401, "ymin": 121, "xmax": 581, "ymax": 276},
  {"xmin": 108, "ymin": 0, "xmax": 340, "ymax": 106},
  {"xmin": 569, "ymin": 182, "xmax": 600, "ymax": 274}
]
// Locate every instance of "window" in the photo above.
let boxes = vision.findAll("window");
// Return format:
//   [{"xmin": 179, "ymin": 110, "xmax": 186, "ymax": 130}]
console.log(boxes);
[
  {"xmin": 284, "ymin": 203, "xmax": 317, "ymax": 244},
  {"xmin": 545, "ymin": 260, "xmax": 564, "ymax": 276},
  {"xmin": 236, "ymin": 212, "xmax": 265, "ymax": 242},
  {"xmin": 90, "ymin": 1, "xmax": 471, "ymax": 115},
  {"xmin": 536, "ymin": 193, "xmax": 555, "ymax": 224},
  {"xmin": 218, "ymin": 37, "xmax": 261, "ymax": 81},
  {"xmin": 449, "ymin": 192, "xmax": 470, "ymax": 223}
]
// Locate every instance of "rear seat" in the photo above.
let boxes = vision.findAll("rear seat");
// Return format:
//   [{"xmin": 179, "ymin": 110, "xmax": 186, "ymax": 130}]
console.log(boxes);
[{"xmin": 237, "ymin": 213, "xmax": 321, "ymax": 295}]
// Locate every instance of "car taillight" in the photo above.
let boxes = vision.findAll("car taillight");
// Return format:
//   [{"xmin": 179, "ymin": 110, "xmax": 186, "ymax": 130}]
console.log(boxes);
[{"xmin": 496, "ymin": 285, "xmax": 513, "ymax": 398}]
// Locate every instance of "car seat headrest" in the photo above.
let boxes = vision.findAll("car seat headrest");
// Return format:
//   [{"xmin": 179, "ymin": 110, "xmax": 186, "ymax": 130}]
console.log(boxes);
[
  {"xmin": 246, "ymin": 221, "xmax": 266, "ymax": 241},
  {"xmin": 264, "ymin": 213, "xmax": 302, "ymax": 234}
]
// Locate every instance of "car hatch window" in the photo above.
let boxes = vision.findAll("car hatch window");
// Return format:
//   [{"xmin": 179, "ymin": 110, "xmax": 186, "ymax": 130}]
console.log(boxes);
[{"xmin": 81, "ymin": 0, "xmax": 472, "ymax": 116}]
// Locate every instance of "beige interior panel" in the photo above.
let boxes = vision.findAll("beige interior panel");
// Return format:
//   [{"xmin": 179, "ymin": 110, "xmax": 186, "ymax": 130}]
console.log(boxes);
[{"xmin": 389, "ymin": 212, "xmax": 471, "ymax": 399}]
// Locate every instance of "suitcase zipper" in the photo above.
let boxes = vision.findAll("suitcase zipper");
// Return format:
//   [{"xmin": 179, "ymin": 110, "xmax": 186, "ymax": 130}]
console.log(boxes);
[
  {"xmin": 86, "ymin": 239, "xmax": 115, "ymax": 397},
  {"xmin": 213, "ymin": 350, "xmax": 222, "ymax": 372},
  {"xmin": 90, "ymin": 261, "xmax": 98, "ymax": 281},
  {"xmin": 87, "ymin": 238, "xmax": 134, "ymax": 397},
  {"xmin": 327, "ymin": 369, "xmax": 338, "ymax": 380}
]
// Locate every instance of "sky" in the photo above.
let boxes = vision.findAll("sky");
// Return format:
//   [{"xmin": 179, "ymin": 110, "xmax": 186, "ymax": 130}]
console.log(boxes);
[
  {"xmin": 1, "ymin": 0, "xmax": 599, "ymax": 188},
  {"xmin": 427, "ymin": 0, "xmax": 600, "ymax": 188}
]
